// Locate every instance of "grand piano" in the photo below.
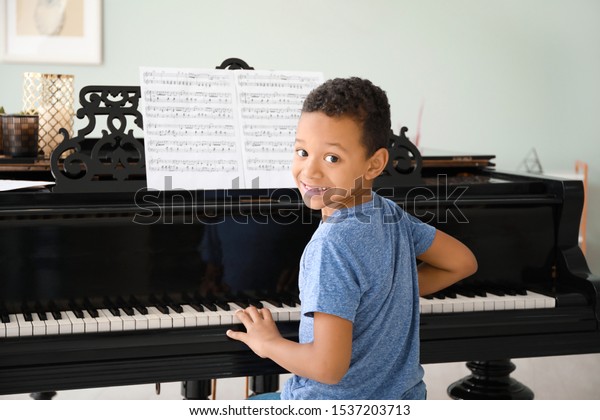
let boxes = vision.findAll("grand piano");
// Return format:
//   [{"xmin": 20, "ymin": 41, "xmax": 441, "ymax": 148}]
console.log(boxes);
[{"xmin": 1, "ymin": 75, "xmax": 599, "ymax": 399}]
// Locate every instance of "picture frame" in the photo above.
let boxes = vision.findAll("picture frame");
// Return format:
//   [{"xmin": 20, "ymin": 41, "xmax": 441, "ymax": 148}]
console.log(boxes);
[{"xmin": 1, "ymin": 0, "xmax": 102, "ymax": 65}]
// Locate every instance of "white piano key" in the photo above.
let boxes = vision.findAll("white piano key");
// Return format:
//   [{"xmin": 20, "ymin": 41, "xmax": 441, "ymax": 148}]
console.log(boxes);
[
  {"xmin": 43, "ymin": 312, "xmax": 60, "ymax": 335},
  {"xmin": 260, "ymin": 301, "xmax": 288, "ymax": 322},
  {"xmin": 485, "ymin": 294, "xmax": 506, "ymax": 311},
  {"xmin": 0, "ymin": 321, "xmax": 5, "ymax": 338},
  {"xmin": 500, "ymin": 295, "xmax": 516, "ymax": 310},
  {"xmin": 181, "ymin": 305, "xmax": 209, "ymax": 327},
  {"xmin": 140, "ymin": 308, "xmax": 161, "ymax": 329},
  {"xmin": 430, "ymin": 298, "xmax": 445, "ymax": 314},
  {"xmin": 82, "ymin": 311, "xmax": 98, "ymax": 333},
  {"xmin": 523, "ymin": 293, "xmax": 537, "ymax": 309},
  {"xmin": 284, "ymin": 303, "xmax": 302, "ymax": 321},
  {"xmin": 169, "ymin": 309, "xmax": 185, "ymax": 328},
  {"xmin": 227, "ymin": 303, "xmax": 244, "ymax": 325},
  {"xmin": 95, "ymin": 311, "xmax": 111, "ymax": 332},
  {"xmin": 65, "ymin": 311, "xmax": 85, "ymax": 334},
  {"xmin": 99, "ymin": 309, "xmax": 123, "ymax": 332},
  {"xmin": 146, "ymin": 307, "xmax": 173, "ymax": 328},
  {"xmin": 202, "ymin": 305, "xmax": 221, "ymax": 326},
  {"xmin": 214, "ymin": 303, "xmax": 241, "ymax": 325},
  {"xmin": 227, "ymin": 302, "xmax": 243, "ymax": 324},
  {"xmin": 16, "ymin": 313, "xmax": 33, "ymax": 336},
  {"xmin": 453, "ymin": 294, "xmax": 475, "ymax": 312},
  {"xmin": 5, "ymin": 314, "xmax": 19, "ymax": 337},
  {"xmin": 526, "ymin": 291, "xmax": 556, "ymax": 308},
  {"xmin": 419, "ymin": 297, "xmax": 432, "ymax": 314},
  {"xmin": 441, "ymin": 299, "xmax": 454, "ymax": 313},
  {"xmin": 131, "ymin": 309, "xmax": 149, "ymax": 330},
  {"xmin": 120, "ymin": 311, "xmax": 137, "ymax": 331},
  {"xmin": 179, "ymin": 305, "xmax": 198, "ymax": 327},
  {"xmin": 57, "ymin": 312, "xmax": 73, "ymax": 334},
  {"xmin": 30, "ymin": 313, "xmax": 46, "ymax": 335}
]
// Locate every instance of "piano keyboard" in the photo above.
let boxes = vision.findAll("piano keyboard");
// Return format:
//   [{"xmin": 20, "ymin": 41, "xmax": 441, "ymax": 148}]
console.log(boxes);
[
  {"xmin": 420, "ymin": 287, "xmax": 555, "ymax": 314},
  {"xmin": 0, "ymin": 288, "xmax": 556, "ymax": 338},
  {"xmin": 0, "ymin": 300, "xmax": 302, "ymax": 339}
]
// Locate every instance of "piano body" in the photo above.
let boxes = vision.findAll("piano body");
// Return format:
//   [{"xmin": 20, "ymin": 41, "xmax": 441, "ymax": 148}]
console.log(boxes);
[{"xmin": 0, "ymin": 82, "xmax": 599, "ymax": 399}]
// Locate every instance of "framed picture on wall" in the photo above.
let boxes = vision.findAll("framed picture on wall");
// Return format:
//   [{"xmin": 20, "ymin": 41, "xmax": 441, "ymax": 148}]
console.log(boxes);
[{"xmin": 1, "ymin": 0, "xmax": 102, "ymax": 64}]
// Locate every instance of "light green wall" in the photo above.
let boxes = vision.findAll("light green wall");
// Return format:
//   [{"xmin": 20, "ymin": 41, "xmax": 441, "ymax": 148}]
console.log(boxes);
[{"xmin": 1, "ymin": 0, "xmax": 599, "ymax": 273}]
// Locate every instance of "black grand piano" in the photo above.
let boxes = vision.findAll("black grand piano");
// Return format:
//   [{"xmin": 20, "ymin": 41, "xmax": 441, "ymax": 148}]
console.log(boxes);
[{"xmin": 1, "ymin": 78, "xmax": 599, "ymax": 399}]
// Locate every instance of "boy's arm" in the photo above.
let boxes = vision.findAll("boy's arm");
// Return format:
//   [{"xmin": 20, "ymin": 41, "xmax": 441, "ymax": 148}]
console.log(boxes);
[
  {"xmin": 417, "ymin": 230, "xmax": 478, "ymax": 296},
  {"xmin": 227, "ymin": 307, "xmax": 352, "ymax": 385}
]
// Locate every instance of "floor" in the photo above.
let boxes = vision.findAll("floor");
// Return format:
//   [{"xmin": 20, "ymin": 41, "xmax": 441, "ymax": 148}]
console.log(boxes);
[{"xmin": 1, "ymin": 353, "xmax": 599, "ymax": 400}]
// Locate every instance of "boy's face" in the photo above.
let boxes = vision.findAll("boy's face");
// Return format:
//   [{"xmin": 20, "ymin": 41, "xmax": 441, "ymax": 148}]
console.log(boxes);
[{"xmin": 292, "ymin": 111, "xmax": 384, "ymax": 219}]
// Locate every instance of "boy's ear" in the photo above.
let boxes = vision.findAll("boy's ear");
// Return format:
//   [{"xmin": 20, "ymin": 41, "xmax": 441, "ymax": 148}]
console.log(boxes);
[{"xmin": 365, "ymin": 148, "xmax": 389, "ymax": 181}]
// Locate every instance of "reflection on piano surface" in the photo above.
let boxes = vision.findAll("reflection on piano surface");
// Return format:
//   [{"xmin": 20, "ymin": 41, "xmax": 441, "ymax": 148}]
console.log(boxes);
[{"xmin": 1, "ymin": 83, "xmax": 599, "ymax": 399}]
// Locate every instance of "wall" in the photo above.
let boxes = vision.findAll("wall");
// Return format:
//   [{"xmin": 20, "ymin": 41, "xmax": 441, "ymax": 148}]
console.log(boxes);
[{"xmin": 1, "ymin": 0, "xmax": 599, "ymax": 273}]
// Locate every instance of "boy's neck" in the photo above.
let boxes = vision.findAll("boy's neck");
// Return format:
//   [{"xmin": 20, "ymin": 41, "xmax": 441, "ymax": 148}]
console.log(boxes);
[{"xmin": 321, "ymin": 187, "xmax": 374, "ymax": 221}]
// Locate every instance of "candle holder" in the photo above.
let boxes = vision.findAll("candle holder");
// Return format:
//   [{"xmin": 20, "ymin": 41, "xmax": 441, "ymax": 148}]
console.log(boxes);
[
  {"xmin": 23, "ymin": 73, "xmax": 75, "ymax": 159},
  {"xmin": 1, "ymin": 114, "xmax": 39, "ymax": 158}
]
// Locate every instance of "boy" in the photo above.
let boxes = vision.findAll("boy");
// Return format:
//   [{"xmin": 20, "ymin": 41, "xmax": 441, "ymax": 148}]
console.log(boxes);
[{"xmin": 226, "ymin": 77, "xmax": 477, "ymax": 399}]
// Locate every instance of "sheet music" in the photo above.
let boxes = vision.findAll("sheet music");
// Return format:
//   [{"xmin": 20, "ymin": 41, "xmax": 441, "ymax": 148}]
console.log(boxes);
[
  {"xmin": 140, "ymin": 67, "xmax": 323, "ymax": 190},
  {"xmin": 0, "ymin": 180, "xmax": 55, "ymax": 192},
  {"xmin": 236, "ymin": 70, "xmax": 323, "ymax": 188},
  {"xmin": 141, "ymin": 68, "xmax": 242, "ymax": 190}
]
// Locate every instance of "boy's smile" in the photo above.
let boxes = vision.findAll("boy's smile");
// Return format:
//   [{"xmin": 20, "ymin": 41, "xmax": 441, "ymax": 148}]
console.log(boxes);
[{"xmin": 292, "ymin": 111, "xmax": 387, "ymax": 219}]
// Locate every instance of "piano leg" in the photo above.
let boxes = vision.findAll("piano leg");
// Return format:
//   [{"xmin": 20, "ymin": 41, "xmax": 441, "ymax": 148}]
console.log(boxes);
[
  {"xmin": 29, "ymin": 391, "xmax": 57, "ymax": 400},
  {"xmin": 249, "ymin": 374, "xmax": 280, "ymax": 396},
  {"xmin": 181, "ymin": 380, "xmax": 212, "ymax": 400},
  {"xmin": 447, "ymin": 359, "xmax": 534, "ymax": 400}
]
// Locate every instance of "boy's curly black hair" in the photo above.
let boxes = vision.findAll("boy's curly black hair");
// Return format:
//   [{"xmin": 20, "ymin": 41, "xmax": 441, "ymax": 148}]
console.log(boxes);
[{"xmin": 301, "ymin": 77, "xmax": 391, "ymax": 157}]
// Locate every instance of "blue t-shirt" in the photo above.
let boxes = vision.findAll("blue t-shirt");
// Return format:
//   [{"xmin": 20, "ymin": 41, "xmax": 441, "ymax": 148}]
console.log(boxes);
[{"xmin": 281, "ymin": 192, "xmax": 436, "ymax": 400}]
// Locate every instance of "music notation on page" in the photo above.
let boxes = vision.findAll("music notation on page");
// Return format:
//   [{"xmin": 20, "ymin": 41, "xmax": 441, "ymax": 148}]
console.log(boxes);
[
  {"xmin": 148, "ymin": 158, "xmax": 238, "ymax": 173},
  {"xmin": 140, "ymin": 66, "xmax": 323, "ymax": 190},
  {"xmin": 147, "ymin": 139, "xmax": 237, "ymax": 154}
]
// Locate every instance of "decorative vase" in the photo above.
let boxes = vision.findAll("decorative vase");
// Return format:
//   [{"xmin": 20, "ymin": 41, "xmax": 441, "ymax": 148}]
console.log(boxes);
[{"xmin": 1, "ymin": 114, "xmax": 39, "ymax": 158}]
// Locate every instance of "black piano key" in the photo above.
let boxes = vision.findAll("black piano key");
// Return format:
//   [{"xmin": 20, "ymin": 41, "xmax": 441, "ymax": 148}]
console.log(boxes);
[
  {"xmin": 103, "ymin": 297, "xmax": 121, "ymax": 316},
  {"xmin": 277, "ymin": 292, "xmax": 300, "ymax": 306},
  {"xmin": 48, "ymin": 301, "xmax": 62, "ymax": 319},
  {"xmin": 128, "ymin": 296, "xmax": 148, "ymax": 315},
  {"xmin": 515, "ymin": 288, "xmax": 528, "ymax": 296},
  {"xmin": 155, "ymin": 304, "xmax": 170, "ymax": 315},
  {"xmin": 462, "ymin": 284, "xmax": 486, "ymax": 297},
  {"xmin": 266, "ymin": 299, "xmax": 283, "ymax": 308},
  {"xmin": 203, "ymin": 303, "xmax": 217, "ymax": 312},
  {"xmin": 162, "ymin": 295, "xmax": 183, "ymax": 314},
  {"xmin": 0, "ymin": 304, "xmax": 9, "ymax": 323},
  {"xmin": 233, "ymin": 300, "xmax": 249, "ymax": 309},
  {"xmin": 116, "ymin": 297, "xmax": 134, "ymax": 316},
  {"xmin": 215, "ymin": 301, "xmax": 230, "ymax": 311},
  {"xmin": 182, "ymin": 293, "xmax": 206, "ymax": 312},
  {"xmin": 452, "ymin": 285, "xmax": 475, "ymax": 298},
  {"xmin": 34, "ymin": 303, "xmax": 48, "ymax": 320},
  {"xmin": 244, "ymin": 297, "xmax": 263, "ymax": 309},
  {"xmin": 21, "ymin": 304, "xmax": 34, "ymax": 322},
  {"xmin": 149, "ymin": 295, "xmax": 170, "ymax": 314},
  {"xmin": 68, "ymin": 300, "xmax": 84, "ymax": 318},
  {"xmin": 486, "ymin": 286, "xmax": 506, "ymax": 297},
  {"xmin": 83, "ymin": 298, "xmax": 99, "ymax": 317}
]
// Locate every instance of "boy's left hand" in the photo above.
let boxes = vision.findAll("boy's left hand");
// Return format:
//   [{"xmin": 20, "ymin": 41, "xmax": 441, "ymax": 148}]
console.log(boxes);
[{"xmin": 226, "ymin": 306, "xmax": 282, "ymax": 359}]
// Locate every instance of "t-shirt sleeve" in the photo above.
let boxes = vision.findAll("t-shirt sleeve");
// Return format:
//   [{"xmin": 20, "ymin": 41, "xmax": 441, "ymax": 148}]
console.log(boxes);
[
  {"xmin": 405, "ymin": 212, "xmax": 436, "ymax": 256},
  {"xmin": 300, "ymin": 237, "xmax": 361, "ymax": 324}
]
